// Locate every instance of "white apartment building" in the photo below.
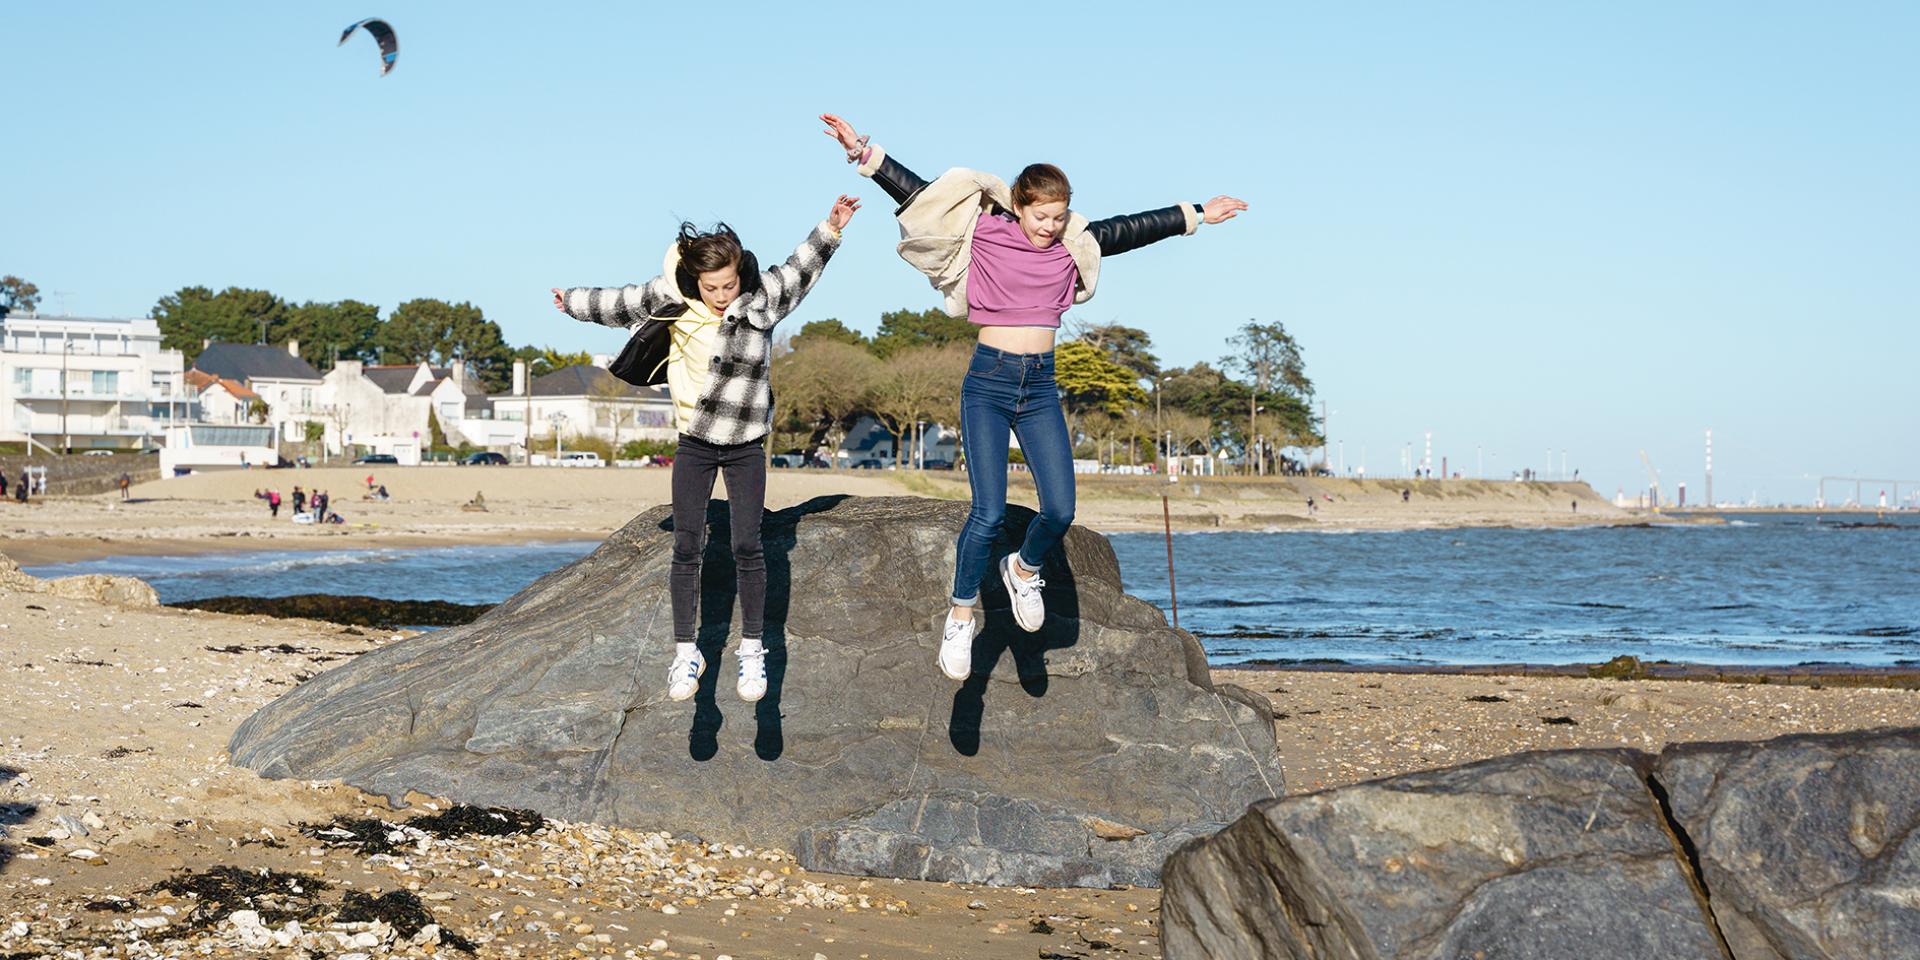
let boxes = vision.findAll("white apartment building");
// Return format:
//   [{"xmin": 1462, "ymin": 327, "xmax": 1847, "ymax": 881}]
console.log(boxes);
[{"xmin": 0, "ymin": 313, "xmax": 191, "ymax": 451}]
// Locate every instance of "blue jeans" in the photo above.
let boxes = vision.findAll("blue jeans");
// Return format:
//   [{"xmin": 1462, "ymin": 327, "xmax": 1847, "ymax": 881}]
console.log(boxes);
[{"xmin": 951, "ymin": 343, "xmax": 1076, "ymax": 605}]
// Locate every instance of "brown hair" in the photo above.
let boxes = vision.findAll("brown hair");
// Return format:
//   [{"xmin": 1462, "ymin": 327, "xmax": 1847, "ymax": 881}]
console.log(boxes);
[
  {"xmin": 1011, "ymin": 163, "xmax": 1072, "ymax": 207},
  {"xmin": 677, "ymin": 221, "xmax": 743, "ymax": 276}
]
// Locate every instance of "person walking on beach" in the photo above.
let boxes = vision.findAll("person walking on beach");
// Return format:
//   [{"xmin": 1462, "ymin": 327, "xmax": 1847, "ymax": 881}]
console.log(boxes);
[
  {"xmin": 293, "ymin": 485, "xmax": 306, "ymax": 516},
  {"xmin": 13, "ymin": 471, "xmax": 25, "ymax": 503},
  {"xmin": 267, "ymin": 489, "xmax": 281, "ymax": 518},
  {"xmin": 553, "ymin": 194, "xmax": 859, "ymax": 704},
  {"xmin": 821, "ymin": 113, "xmax": 1247, "ymax": 680},
  {"xmin": 118, "ymin": 472, "xmax": 131, "ymax": 501}
]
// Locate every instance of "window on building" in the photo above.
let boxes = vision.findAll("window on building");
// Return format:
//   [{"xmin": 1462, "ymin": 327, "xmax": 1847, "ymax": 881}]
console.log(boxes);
[
  {"xmin": 11, "ymin": 368, "xmax": 31, "ymax": 393},
  {"xmin": 92, "ymin": 370, "xmax": 119, "ymax": 395}
]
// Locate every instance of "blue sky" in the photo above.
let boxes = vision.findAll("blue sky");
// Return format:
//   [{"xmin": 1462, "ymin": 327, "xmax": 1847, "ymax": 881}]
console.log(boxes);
[{"xmin": 5, "ymin": 2, "xmax": 1915, "ymax": 504}]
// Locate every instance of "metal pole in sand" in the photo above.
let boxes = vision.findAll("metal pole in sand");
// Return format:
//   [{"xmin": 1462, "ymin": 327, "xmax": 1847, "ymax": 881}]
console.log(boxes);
[{"xmin": 1163, "ymin": 493, "xmax": 1179, "ymax": 630}]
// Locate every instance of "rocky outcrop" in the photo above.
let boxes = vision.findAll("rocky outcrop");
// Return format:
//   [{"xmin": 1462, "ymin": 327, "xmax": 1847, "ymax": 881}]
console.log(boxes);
[
  {"xmin": 229, "ymin": 496, "xmax": 1283, "ymax": 887},
  {"xmin": 1161, "ymin": 727, "xmax": 1920, "ymax": 960},
  {"xmin": 0, "ymin": 553, "xmax": 158, "ymax": 606}
]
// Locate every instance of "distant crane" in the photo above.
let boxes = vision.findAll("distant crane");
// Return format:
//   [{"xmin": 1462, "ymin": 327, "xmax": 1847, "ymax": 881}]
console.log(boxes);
[{"xmin": 1638, "ymin": 450, "xmax": 1662, "ymax": 510}]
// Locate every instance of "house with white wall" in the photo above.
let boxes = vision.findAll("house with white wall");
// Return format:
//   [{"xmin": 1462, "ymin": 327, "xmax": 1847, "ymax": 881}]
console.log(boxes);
[
  {"xmin": 182, "ymin": 370, "xmax": 258, "ymax": 425},
  {"xmin": 191, "ymin": 342, "xmax": 324, "ymax": 447},
  {"xmin": 0, "ymin": 313, "xmax": 190, "ymax": 451},
  {"xmin": 518, "ymin": 363, "xmax": 673, "ymax": 451}
]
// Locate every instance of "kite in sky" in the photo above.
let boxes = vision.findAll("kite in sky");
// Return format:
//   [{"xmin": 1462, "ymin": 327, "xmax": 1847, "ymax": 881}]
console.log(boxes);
[{"xmin": 337, "ymin": 18, "xmax": 399, "ymax": 77}]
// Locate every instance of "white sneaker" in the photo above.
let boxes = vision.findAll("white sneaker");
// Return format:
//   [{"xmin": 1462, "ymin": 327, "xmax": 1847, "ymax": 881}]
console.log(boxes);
[
  {"xmin": 667, "ymin": 649, "xmax": 705, "ymax": 702},
  {"xmin": 940, "ymin": 612, "xmax": 977, "ymax": 681},
  {"xmin": 737, "ymin": 642, "xmax": 768, "ymax": 703},
  {"xmin": 1000, "ymin": 554, "xmax": 1047, "ymax": 633}
]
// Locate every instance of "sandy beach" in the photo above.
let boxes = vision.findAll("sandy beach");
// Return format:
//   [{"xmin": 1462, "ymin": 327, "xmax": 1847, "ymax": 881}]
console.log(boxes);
[
  {"xmin": 5, "ymin": 558, "xmax": 1918, "ymax": 958},
  {"xmin": 8, "ymin": 476, "xmax": 1892, "ymax": 958},
  {"xmin": 1, "ymin": 468, "xmax": 1635, "ymax": 566}
]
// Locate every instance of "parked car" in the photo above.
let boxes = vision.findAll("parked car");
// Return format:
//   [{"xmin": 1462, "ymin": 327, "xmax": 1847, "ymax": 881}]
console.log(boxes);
[
  {"xmin": 352, "ymin": 454, "xmax": 400, "ymax": 465},
  {"xmin": 82, "ymin": 449, "xmax": 116, "ymax": 457},
  {"xmin": 462, "ymin": 451, "xmax": 509, "ymax": 465},
  {"xmin": 769, "ymin": 454, "xmax": 806, "ymax": 468},
  {"xmin": 921, "ymin": 458, "xmax": 955, "ymax": 470},
  {"xmin": 557, "ymin": 451, "xmax": 605, "ymax": 467},
  {"xmin": 850, "ymin": 458, "xmax": 888, "ymax": 470}
]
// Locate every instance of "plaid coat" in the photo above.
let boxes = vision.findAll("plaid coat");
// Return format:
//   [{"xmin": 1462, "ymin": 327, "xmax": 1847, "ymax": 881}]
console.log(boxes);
[{"xmin": 562, "ymin": 221, "xmax": 840, "ymax": 445}]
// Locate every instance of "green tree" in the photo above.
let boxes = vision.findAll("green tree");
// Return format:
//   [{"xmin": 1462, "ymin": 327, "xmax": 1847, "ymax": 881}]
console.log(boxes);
[
  {"xmin": 284, "ymin": 299, "xmax": 382, "ymax": 370},
  {"xmin": 302, "ymin": 420, "xmax": 326, "ymax": 461},
  {"xmin": 1223, "ymin": 319, "xmax": 1312, "ymax": 401},
  {"xmin": 1068, "ymin": 321, "xmax": 1160, "ymax": 378},
  {"xmin": 0, "ymin": 275, "xmax": 41, "ymax": 318},
  {"xmin": 426, "ymin": 409, "xmax": 451, "ymax": 454},
  {"xmin": 869, "ymin": 307, "xmax": 973, "ymax": 359},
  {"xmin": 1055, "ymin": 340, "xmax": 1149, "ymax": 417},
  {"xmin": 513, "ymin": 344, "xmax": 595, "ymax": 376},
  {"xmin": 791, "ymin": 318, "xmax": 870, "ymax": 351},
  {"xmin": 378, "ymin": 298, "xmax": 514, "ymax": 391},
  {"xmin": 152, "ymin": 286, "xmax": 291, "ymax": 364}
]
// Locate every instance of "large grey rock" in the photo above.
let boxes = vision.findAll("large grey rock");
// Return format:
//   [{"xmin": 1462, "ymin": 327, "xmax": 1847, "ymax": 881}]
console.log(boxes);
[
  {"xmin": 1656, "ymin": 728, "xmax": 1920, "ymax": 960},
  {"xmin": 229, "ymin": 495, "xmax": 1281, "ymax": 886},
  {"xmin": 1162, "ymin": 727, "xmax": 1920, "ymax": 960},
  {"xmin": 1161, "ymin": 749, "xmax": 1726, "ymax": 960}
]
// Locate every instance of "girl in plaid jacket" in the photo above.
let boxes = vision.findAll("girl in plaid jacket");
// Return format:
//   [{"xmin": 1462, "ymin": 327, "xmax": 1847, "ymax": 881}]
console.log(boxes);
[{"xmin": 552, "ymin": 195, "xmax": 859, "ymax": 704}]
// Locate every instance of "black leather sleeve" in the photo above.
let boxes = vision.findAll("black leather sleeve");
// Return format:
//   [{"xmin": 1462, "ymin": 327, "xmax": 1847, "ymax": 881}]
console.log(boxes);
[
  {"xmin": 1085, "ymin": 204, "xmax": 1197, "ymax": 257},
  {"xmin": 871, "ymin": 154, "xmax": 932, "ymax": 210}
]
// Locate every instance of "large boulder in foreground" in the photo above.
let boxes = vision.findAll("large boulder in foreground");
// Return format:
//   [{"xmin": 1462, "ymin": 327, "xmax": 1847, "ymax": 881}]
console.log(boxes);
[
  {"xmin": 1656, "ymin": 729, "xmax": 1920, "ymax": 959},
  {"xmin": 1161, "ymin": 727, "xmax": 1920, "ymax": 960},
  {"xmin": 229, "ymin": 495, "xmax": 1282, "ymax": 887}
]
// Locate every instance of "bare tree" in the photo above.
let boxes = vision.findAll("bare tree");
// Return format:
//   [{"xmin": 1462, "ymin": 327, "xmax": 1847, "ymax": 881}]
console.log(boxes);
[
  {"xmin": 588, "ymin": 372, "xmax": 633, "ymax": 453},
  {"xmin": 868, "ymin": 344, "xmax": 967, "ymax": 470},
  {"xmin": 775, "ymin": 340, "xmax": 883, "ymax": 465}
]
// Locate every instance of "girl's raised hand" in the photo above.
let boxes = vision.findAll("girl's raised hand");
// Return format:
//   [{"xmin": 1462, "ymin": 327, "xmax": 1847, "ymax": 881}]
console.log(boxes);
[
  {"xmin": 830, "ymin": 195, "xmax": 862, "ymax": 231},
  {"xmin": 1202, "ymin": 196, "xmax": 1249, "ymax": 225},
  {"xmin": 550, "ymin": 287, "xmax": 567, "ymax": 311},
  {"xmin": 820, "ymin": 113, "xmax": 865, "ymax": 159}
]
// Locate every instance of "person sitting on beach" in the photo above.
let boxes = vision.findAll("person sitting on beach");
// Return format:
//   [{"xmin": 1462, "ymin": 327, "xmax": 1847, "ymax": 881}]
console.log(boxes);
[{"xmin": 552, "ymin": 194, "xmax": 858, "ymax": 705}]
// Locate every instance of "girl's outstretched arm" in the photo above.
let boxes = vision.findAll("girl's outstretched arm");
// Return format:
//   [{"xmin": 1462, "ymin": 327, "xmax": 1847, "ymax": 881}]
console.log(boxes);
[
  {"xmin": 549, "ymin": 276, "xmax": 678, "ymax": 328},
  {"xmin": 822, "ymin": 113, "xmax": 929, "ymax": 207},
  {"xmin": 1087, "ymin": 195, "xmax": 1249, "ymax": 257},
  {"xmin": 747, "ymin": 195, "xmax": 859, "ymax": 331}
]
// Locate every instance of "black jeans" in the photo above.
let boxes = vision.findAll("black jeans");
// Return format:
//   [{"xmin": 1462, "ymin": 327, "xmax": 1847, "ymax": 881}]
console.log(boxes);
[{"xmin": 670, "ymin": 434, "xmax": 767, "ymax": 642}]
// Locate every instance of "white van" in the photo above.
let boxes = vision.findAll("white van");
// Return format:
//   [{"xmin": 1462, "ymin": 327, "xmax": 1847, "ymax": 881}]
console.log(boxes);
[{"xmin": 557, "ymin": 451, "xmax": 604, "ymax": 468}]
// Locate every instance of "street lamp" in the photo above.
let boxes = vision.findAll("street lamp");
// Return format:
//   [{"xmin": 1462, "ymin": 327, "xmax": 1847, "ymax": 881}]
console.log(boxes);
[
  {"xmin": 549, "ymin": 411, "xmax": 568, "ymax": 460},
  {"xmin": 60, "ymin": 337, "xmax": 78, "ymax": 453},
  {"xmin": 1249, "ymin": 405, "xmax": 1266, "ymax": 476},
  {"xmin": 1153, "ymin": 374, "xmax": 1174, "ymax": 475}
]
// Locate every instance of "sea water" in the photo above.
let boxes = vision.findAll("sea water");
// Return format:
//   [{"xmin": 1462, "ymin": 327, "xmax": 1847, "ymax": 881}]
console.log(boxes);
[{"xmin": 28, "ymin": 513, "xmax": 1920, "ymax": 666}]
